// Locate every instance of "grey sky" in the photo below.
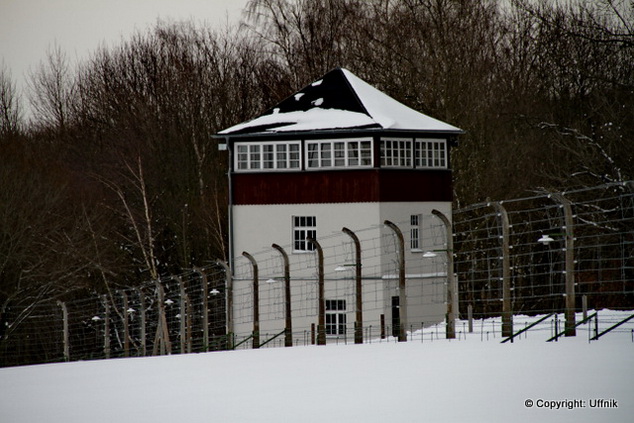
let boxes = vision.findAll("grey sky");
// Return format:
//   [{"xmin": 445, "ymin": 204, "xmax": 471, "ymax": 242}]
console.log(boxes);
[{"xmin": 1, "ymin": 0, "xmax": 250, "ymax": 92}]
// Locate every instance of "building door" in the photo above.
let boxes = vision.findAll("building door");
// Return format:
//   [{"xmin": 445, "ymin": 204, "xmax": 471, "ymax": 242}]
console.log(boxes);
[{"xmin": 391, "ymin": 296, "xmax": 400, "ymax": 338}]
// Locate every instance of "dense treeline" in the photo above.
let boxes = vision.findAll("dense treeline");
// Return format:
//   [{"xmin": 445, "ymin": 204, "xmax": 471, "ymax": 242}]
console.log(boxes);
[{"xmin": 1, "ymin": 0, "xmax": 632, "ymax": 339}]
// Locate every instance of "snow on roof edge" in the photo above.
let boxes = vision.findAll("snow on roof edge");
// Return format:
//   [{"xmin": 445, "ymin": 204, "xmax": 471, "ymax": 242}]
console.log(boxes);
[{"xmin": 340, "ymin": 68, "xmax": 463, "ymax": 133}]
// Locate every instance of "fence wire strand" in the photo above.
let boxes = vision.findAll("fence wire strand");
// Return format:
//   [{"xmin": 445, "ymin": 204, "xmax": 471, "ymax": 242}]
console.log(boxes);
[{"xmin": 1, "ymin": 182, "xmax": 632, "ymax": 366}]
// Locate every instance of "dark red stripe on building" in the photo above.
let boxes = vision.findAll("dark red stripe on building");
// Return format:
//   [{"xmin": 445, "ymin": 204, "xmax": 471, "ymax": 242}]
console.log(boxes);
[{"xmin": 231, "ymin": 169, "xmax": 452, "ymax": 205}]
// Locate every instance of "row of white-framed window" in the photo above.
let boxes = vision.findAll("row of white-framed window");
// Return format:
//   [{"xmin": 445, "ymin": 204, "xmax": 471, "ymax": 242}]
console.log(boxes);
[
  {"xmin": 381, "ymin": 139, "xmax": 447, "ymax": 168},
  {"xmin": 292, "ymin": 213, "xmax": 426, "ymax": 254},
  {"xmin": 234, "ymin": 138, "xmax": 447, "ymax": 171},
  {"xmin": 236, "ymin": 142, "xmax": 301, "ymax": 170}
]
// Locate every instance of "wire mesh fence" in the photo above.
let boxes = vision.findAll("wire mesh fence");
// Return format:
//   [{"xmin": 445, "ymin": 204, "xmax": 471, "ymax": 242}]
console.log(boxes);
[
  {"xmin": 1, "ymin": 182, "xmax": 632, "ymax": 366},
  {"xmin": 454, "ymin": 182, "xmax": 634, "ymax": 321}
]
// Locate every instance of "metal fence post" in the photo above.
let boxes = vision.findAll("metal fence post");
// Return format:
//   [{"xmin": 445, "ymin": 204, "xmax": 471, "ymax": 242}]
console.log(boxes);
[
  {"xmin": 153, "ymin": 281, "xmax": 171, "ymax": 355},
  {"xmin": 342, "ymin": 227, "xmax": 364, "ymax": 344},
  {"xmin": 242, "ymin": 251, "xmax": 260, "ymax": 349},
  {"xmin": 384, "ymin": 220, "xmax": 407, "ymax": 342},
  {"xmin": 491, "ymin": 202, "xmax": 513, "ymax": 338},
  {"xmin": 103, "ymin": 295, "xmax": 111, "ymax": 359},
  {"xmin": 57, "ymin": 301, "xmax": 69, "ymax": 361},
  {"xmin": 215, "ymin": 260, "xmax": 234, "ymax": 349},
  {"xmin": 176, "ymin": 276, "xmax": 187, "ymax": 354},
  {"xmin": 272, "ymin": 244, "xmax": 293, "ymax": 347},
  {"xmin": 468, "ymin": 304, "xmax": 473, "ymax": 333},
  {"xmin": 194, "ymin": 267, "xmax": 209, "ymax": 351},
  {"xmin": 552, "ymin": 193, "xmax": 576, "ymax": 336},
  {"xmin": 136, "ymin": 288, "xmax": 146, "ymax": 356},
  {"xmin": 307, "ymin": 237, "xmax": 326, "ymax": 345},
  {"xmin": 431, "ymin": 210, "xmax": 458, "ymax": 339},
  {"xmin": 121, "ymin": 291, "xmax": 130, "ymax": 357}
]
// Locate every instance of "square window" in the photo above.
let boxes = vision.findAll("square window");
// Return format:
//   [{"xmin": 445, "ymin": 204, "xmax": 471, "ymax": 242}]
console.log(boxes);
[
  {"xmin": 416, "ymin": 139, "xmax": 447, "ymax": 169},
  {"xmin": 293, "ymin": 216, "xmax": 316, "ymax": 252},
  {"xmin": 381, "ymin": 139, "xmax": 412, "ymax": 167},
  {"xmin": 325, "ymin": 299, "xmax": 346, "ymax": 335}
]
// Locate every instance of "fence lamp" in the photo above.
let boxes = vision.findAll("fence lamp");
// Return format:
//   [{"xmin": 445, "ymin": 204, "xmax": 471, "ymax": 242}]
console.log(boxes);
[{"xmin": 335, "ymin": 263, "xmax": 355, "ymax": 271}]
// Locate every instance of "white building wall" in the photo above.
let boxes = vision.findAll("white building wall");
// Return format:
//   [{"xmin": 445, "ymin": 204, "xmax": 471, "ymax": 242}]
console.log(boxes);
[{"xmin": 230, "ymin": 201, "xmax": 451, "ymax": 345}]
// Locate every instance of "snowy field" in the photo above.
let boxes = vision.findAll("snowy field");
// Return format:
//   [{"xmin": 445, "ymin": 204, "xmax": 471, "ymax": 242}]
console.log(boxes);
[{"xmin": 1, "ymin": 310, "xmax": 633, "ymax": 423}]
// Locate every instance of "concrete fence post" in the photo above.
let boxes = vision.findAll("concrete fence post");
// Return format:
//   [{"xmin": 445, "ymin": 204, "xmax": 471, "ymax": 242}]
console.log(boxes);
[
  {"xmin": 57, "ymin": 301, "xmax": 69, "ymax": 362},
  {"xmin": 194, "ymin": 267, "xmax": 209, "ymax": 351},
  {"xmin": 342, "ymin": 227, "xmax": 364, "ymax": 344},
  {"xmin": 136, "ymin": 288, "xmax": 146, "ymax": 356},
  {"xmin": 431, "ymin": 210, "xmax": 458, "ymax": 339},
  {"xmin": 215, "ymin": 260, "xmax": 234, "ymax": 350},
  {"xmin": 384, "ymin": 220, "xmax": 407, "ymax": 342},
  {"xmin": 176, "ymin": 276, "xmax": 187, "ymax": 354},
  {"xmin": 307, "ymin": 237, "xmax": 326, "ymax": 345},
  {"xmin": 490, "ymin": 202, "xmax": 513, "ymax": 338},
  {"xmin": 185, "ymin": 293, "xmax": 192, "ymax": 353},
  {"xmin": 153, "ymin": 281, "xmax": 171, "ymax": 355},
  {"xmin": 272, "ymin": 244, "xmax": 293, "ymax": 347},
  {"xmin": 242, "ymin": 251, "xmax": 260, "ymax": 349},
  {"xmin": 121, "ymin": 291, "xmax": 131, "ymax": 357},
  {"xmin": 102, "ymin": 295, "xmax": 111, "ymax": 359},
  {"xmin": 552, "ymin": 193, "xmax": 576, "ymax": 336},
  {"xmin": 468, "ymin": 304, "xmax": 474, "ymax": 333}
]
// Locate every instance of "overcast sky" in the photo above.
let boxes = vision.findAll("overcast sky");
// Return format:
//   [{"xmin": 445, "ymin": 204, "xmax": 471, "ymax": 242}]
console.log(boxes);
[{"xmin": 0, "ymin": 0, "xmax": 250, "ymax": 92}]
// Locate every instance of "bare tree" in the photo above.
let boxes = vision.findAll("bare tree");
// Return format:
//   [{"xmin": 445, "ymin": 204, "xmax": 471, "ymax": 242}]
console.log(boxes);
[
  {"xmin": 0, "ymin": 63, "xmax": 22, "ymax": 139},
  {"xmin": 27, "ymin": 43, "xmax": 76, "ymax": 132}
]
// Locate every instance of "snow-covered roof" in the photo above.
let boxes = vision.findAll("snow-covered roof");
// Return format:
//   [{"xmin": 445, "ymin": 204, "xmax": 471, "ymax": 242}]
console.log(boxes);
[{"xmin": 217, "ymin": 68, "xmax": 463, "ymax": 136}]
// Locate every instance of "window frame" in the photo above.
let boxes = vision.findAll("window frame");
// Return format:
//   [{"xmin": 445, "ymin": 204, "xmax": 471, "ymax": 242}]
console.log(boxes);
[
  {"xmin": 415, "ymin": 138, "xmax": 447, "ymax": 169},
  {"xmin": 305, "ymin": 138, "xmax": 373, "ymax": 170},
  {"xmin": 380, "ymin": 138, "xmax": 413, "ymax": 168},
  {"xmin": 325, "ymin": 299, "xmax": 347, "ymax": 336},
  {"xmin": 235, "ymin": 141, "xmax": 302, "ymax": 172},
  {"xmin": 380, "ymin": 137, "xmax": 449, "ymax": 169},
  {"xmin": 292, "ymin": 215, "xmax": 317, "ymax": 253},
  {"xmin": 410, "ymin": 214, "xmax": 422, "ymax": 252}
]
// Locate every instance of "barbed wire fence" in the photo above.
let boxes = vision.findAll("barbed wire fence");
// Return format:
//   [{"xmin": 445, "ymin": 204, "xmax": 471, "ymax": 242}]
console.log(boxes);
[{"xmin": 1, "ymin": 182, "xmax": 632, "ymax": 367}]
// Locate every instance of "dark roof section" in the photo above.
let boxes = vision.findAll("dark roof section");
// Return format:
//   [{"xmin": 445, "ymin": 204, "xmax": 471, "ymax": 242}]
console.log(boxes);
[
  {"xmin": 217, "ymin": 67, "xmax": 463, "ymax": 137},
  {"xmin": 262, "ymin": 68, "xmax": 367, "ymax": 115}
]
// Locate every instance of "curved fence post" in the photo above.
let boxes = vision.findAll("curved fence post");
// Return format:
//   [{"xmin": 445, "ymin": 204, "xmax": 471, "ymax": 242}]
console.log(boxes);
[
  {"xmin": 431, "ymin": 210, "xmax": 458, "ymax": 339},
  {"xmin": 490, "ymin": 202, "xmax": 513, "ymax": 338},
  {"xmin": 552, "ymin": 192, "xmax": 576, "ymax": 336},
  {"xmin": 342, "ymin": 227, "xmax": 363, "ymax": 344},
  {"xmin": 193, "ymin": 267, "xmax": 209, "ymax": 351},
  {"xmin": 272, "ymin": 244, "xmax": 293, "ymax": 347},
  {"xmin": 307, "ymin": 237, "xmax": 326, "ymax": 345},
  {"xmin": 215, "ymin": 260, "xmax": 234, "ymax": 349},
  {"xmin": 384, "ymin": 220, "xmax": 407, "ymax": 342},
  {"xmin": 242, "ymin": 251, "xmax": 260, "ymax": 349}
]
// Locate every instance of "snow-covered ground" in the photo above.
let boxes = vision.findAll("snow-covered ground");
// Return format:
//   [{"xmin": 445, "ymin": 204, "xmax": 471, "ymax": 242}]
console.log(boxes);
[{"xmin": 1, "ymin": 310, "xmax": 633, "ymax": 423}]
